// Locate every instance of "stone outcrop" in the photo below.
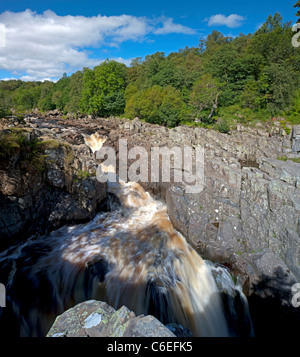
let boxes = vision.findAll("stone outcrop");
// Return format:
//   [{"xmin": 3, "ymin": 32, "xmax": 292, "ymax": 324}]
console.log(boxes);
[
  {"xmin": 0, "ymin": 125, "xmax": 107, "ymax": 249},
  {"xmin": 71, "ymin": 116, "xmax": 300, "ymax": 337},
  {"xmin": 1, "ymin": 114, "xmax": 300, "ymax": 336},
  {"xmin": 292, "ymin": 125, "xmax": 300, "ymax": 153},
  {"xmin": 46, "ymin": 300, "xmax": 175, "ymax": 337}
]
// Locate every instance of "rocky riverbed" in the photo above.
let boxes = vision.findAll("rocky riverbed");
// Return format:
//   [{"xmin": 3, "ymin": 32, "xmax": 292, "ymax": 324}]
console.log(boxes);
[{"xmin": 1, "ymin": 113, "xmax": 300, "ymax": 336}]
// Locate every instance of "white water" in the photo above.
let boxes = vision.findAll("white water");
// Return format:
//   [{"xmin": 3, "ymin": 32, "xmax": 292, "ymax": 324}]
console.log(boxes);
[{"xmin": 0, "ymin": 132, "xmax": 240, "ymax": 337}]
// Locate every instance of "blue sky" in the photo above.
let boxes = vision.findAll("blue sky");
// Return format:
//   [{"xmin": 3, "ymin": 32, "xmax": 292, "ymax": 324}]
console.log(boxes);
[{"xmin": 0, "ymin": 0, "xmax": 297, "ymax": 81}]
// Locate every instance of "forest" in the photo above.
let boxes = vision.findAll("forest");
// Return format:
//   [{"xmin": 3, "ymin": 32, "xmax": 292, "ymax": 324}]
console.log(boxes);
[{"xmin": 1, "ymin": 11, "xmax": 300, "ymax": 132}]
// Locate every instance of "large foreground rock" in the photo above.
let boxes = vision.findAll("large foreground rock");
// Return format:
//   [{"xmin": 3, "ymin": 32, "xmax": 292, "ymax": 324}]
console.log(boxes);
[{"xmin": 46, "ymin": 300, "xmax": 175, "ymax": 337}]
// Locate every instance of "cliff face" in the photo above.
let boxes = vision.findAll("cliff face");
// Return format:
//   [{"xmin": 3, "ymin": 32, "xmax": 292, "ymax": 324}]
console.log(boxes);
[
  {"xmin": 0, "ymin": 123, "xmax": 107, "ymax": 250},
  {"xmin": 1, "ymin": 114, "xmax": 300, "ymax": 336}
]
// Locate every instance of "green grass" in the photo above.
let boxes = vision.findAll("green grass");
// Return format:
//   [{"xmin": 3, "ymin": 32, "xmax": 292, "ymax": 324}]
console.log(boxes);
[
  {"xmin": 217, "ymin": 105, "xmax": 271, "ymax": 125},
  {"xmin": 277, "ymin": 155, "xmax": 300, "ymax": 164},
  {"xmin": 76, "ymin": 170, "xmax": 90, "ymax": 180},
  {"xmin": 39, "ymin": 139, "xmax": 62, "ymax": 150},
  {"xmin": 0, "ymin": 129, "xmax": 47, "ymax": 172},
  {"xmin": 75, "ymin": 170, "xmax": 96, "ymax": 181},
  {"xmin": 0, "ymin": 130, "xmax": 74, "ymax": 173}
]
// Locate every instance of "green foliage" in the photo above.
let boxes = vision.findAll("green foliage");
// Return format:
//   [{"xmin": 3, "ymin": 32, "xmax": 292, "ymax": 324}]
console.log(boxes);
[
  {"xmin": 159, "ymin": 86, "xmax": 187, "ymax": 127},
  {"xmin": 125, "ymin": 85, "xmax": 186, "ymax": 127},
  {"xmin": 0, "ymin": 130, "xmax": 46, "ymax": 172},
  {"xmin": 260, "ymin": 63, "xmax": 297, "ymax": 114},
  {"xmin": 79, "ymin": 60, "xmax": 127, "ymax": 117},
  {"xmin": 189, "ymin": 74, "xmax": 221, "ymax": 115},
  {"xmin": 1, "ymin": 10, "xmax": 300, "ymax": 129},
  {"xmin": 76, "ymin": 170, "xmax": 91, "ymax": 180},
  {"xmin": 287, "ymin": 89, "xmax": 300, "ymax": 125},
  {"xmin": 277, "ymin": 155, "xmax": 300, "ymax": 164},
  {"xmin": 295, "ymin": 1, "xmax": 300, "ymax": 22},
  {"xmin": 214, "ymin": 118, "xmax": 231, "ymax": 134},
  {"xmin": 217, "ymin": 105, "xmax": 269, "ymax": 125},
  {"xmin": 240, "ymin": 80, "xmax": 261, "ymax": 110}
]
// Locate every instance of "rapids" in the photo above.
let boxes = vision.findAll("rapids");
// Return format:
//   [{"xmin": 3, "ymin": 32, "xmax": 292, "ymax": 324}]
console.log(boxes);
[{"xmin": 0, "ymin": 132, "xmax": 252, "ymax": 337}]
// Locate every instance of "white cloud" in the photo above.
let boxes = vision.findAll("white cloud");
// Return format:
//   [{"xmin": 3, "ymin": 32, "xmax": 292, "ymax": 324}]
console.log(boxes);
[
  {"xmin": 154, "ymin": 17, "xmax": 196, "ymax": 35},
  {"xmin": 0, "ymin": 9, "xmax": 195, "ymax": 81},
  {"xmin": 206, "ymin": 14, "xmax": 246, "ymax": 28}
]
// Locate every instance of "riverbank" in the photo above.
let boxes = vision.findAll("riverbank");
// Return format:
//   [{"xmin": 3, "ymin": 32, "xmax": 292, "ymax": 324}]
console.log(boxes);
[{"xmin": 0, "ymin": 113, "xmax": 300, "ymax": 336}]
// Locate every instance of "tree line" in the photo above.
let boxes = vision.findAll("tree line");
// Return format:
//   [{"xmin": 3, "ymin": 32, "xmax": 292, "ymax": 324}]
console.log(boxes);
[{"xmin": 1, "ymin": 12, "xmax": 300, "ymax": 129}]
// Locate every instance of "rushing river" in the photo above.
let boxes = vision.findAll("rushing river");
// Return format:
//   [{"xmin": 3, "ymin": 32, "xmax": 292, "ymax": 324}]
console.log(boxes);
[{"xmin": 0, "ymin": 132, "xmax": 253, "ymax": 337}]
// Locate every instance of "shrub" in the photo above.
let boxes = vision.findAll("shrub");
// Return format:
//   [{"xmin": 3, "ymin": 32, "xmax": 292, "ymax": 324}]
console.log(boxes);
[
  {"xmin": 0, "ymin": 130, "xmax": 46, "ymax": 172},
  {"xmin": 214, "ymin": 118, "xmax": 231, "ymax": 134}
]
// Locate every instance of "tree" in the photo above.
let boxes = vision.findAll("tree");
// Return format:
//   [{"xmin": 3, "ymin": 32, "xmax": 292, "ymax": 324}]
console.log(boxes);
[
  {"xmin": 249, "ymin": 13, "xmax": 294, "ymax": 65},
  {"xmin": 79, "ymin": 60, "xmax": 127, "ymax": 117},
  {"xmin": 258, "ymin": 63, "xmax": 297, "ymax": 113},
  {"xmin": 125, "ymin": 85, "xmax": 185, "ymax": 127},
  {"xmin": 240, "ymin": 80, "xmax": 261, "ymax": 110},
  {"xmin": 203, "ymin": 30, "xmax": 232, "ymax": 55},
  {"xmin": 256, "ymin": 13, "xmax": 284, "ymax": 34},
  {"xmin": 294, "ymin": 1, "xmax": 300, "ymax": 22},
  {"xmin": 14, "ymin": 83, "xmax": 41, "ymax": 110},
  {"xmin": 133, "ymin": 85, "xmax": 163, "ymax": 123},
  {"xmin": 52, "ymin": 74, "xmax": 71, "ymax": 112},
  {"xmin": 37, "ymin": 81, "xmax": 55, "ymax": 111},
  {"xmin": 158, "ymin": 86, "xmax": 186, "ymax": 127},
  {"xmin": 64, "ymin": 71, "xmax": 84, "ymax": 113},
  {"xmin": 127, "ymin": 57, "xmax": 142, "ymax": 83},
  {"xmin": 189, "ymin": 74, "xmax": 221, "ymax": 118}
]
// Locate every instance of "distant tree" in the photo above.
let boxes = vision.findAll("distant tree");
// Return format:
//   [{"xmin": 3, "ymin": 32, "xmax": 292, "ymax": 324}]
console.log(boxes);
[
  {"xmin": 248, "ymin": 13, "xmax": 295, "ymax": 66},
  {"xmin": 125, "ymin": 84, "xmax": 185, "ymax": 127},
  {"xmin": 258, "ymin": 63, "xmax": 297, "ymax": 113},
  {"xmin": 143, "ymin": 52, "xmax": 166, "ymax": 79},
  {"xmin": 256, "ymin": 13, "xmax": 284, "ymax": 34},
  {"xmin": 15, "ymin": 83, "xmax": 41, "ymax": 110},
  {"xmin": 80, "ymin": 60, "xmax": 127, "ymax": 117},
  {"xmin": 52, "ymin": 74, "xmax": 71, "ymax": 112},
  {"xmin": 64, "ymin": 71, "xmax": 84, "ymax": 113},
  {"xmin": 189, "ymin": 74, "xmax": 221, "ymax": 118},
  {"xmin": 203, "ymin": 30, "xmax": 232, "ymax": 54},
  {"xmin": 294, "ymin": 1, "xmax": 300, "ymax": 22},
  {"xmin": 127, "ymin": 57, "xmax": 143, "ymax": 83},
  {"xmin": 37, "ymin": 81, "xmax": 55, "ymax": 111},
  {"xmin": 240, "ymin": 80, "xmax": 261, "ymax": 110},
  {"xmin": 134, "ymin": 85, "xmax": 163, "ymax": 123},
  {"xmin": 158, "ymin": 86, "xmax": 186, "ymax": 127}
]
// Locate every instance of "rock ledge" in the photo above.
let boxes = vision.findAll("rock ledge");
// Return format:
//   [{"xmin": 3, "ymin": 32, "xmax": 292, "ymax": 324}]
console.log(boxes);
[{"xmin": 46, "ymin": 300, "xmax": 175, "ymax": 337}]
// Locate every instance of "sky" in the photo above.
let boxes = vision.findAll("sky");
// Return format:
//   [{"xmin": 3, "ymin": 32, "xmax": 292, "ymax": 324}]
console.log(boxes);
[{"xmin": 0, "ymin": 0, "xmax": 297, "ymax": 82}]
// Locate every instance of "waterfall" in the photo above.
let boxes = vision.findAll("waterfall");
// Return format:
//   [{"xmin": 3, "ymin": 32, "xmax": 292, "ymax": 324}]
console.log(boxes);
[{"xmin": 0, "ymin": 132, "xmax": 252, "ymax": 337}]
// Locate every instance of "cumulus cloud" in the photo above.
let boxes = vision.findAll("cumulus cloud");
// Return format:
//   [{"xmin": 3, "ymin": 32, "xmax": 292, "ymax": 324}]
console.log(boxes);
[
  {"xmin": 206, "ymin": 14, "xmax": 246, "ymax": 28},
  {"xmin": 0, "ymin": 9, "xmax": 196, "ymax": 81},
  {"xmin": 154, "ymin": 17, "xmax": 196, "ymax": 35}
]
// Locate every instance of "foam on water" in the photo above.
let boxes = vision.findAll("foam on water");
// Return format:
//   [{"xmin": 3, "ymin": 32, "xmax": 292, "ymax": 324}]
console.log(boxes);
[{"xmin": 0, "ymin": 134, "xmax": 233, "ymax": 337}]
